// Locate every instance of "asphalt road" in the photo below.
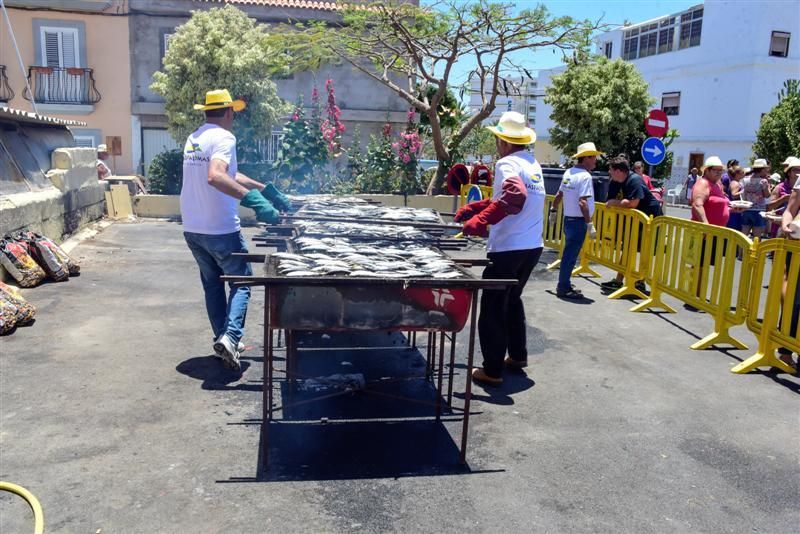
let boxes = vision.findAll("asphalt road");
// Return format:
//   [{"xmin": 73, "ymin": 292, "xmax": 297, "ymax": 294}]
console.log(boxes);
[{"xmin": 0, "ymin": 220, "xmax": 797, "ymax": 533}]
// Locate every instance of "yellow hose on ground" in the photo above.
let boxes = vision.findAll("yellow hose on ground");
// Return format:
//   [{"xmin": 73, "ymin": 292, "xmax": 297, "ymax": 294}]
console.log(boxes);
[{"xmin": 0, "ymin": 481, "xmax": 44, "ymax": 534}]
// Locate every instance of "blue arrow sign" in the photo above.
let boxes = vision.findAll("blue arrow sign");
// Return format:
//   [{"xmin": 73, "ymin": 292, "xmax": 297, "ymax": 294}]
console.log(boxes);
[
  {"xmin": 641, "ymin": 137, "xmax": 666, "ymax": 166},
  {"xmin": 466, "ymin": 184, "xmax": 483, "ymax": 203}
]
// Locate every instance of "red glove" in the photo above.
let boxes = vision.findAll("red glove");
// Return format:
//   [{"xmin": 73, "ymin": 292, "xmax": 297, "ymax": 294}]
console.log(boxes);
[
  {"xmin": 453, "ymin": 199, "xmax": 491, "ymax": 222},
  {"xmin": 461, "ymin": 201, "xmax": 509, "ymax": 237}
]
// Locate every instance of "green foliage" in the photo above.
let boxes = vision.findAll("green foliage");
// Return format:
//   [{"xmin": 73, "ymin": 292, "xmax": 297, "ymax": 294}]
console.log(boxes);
[
  {"xmin": 753, "ymin": 79, "xmax": 800, "ymax": 171},
  {"xmin": 545, "ymin": 57, "xmax": 655, "ymax": 163},
  {"xmin": 146, "ymin": 149, "xmax": 184, "ymax": 195},
  {"xmin": 461, "ymin": 126, "xmax": 496, "ymax": 161},
  {"xmin": 357, "ymin": 124, "xmax": 400, "ymax": 194},
  {"xmin": 277, "ymin": 0, "xmax": 597, "ymax": 192},
  {"xmin": 272, "ymin": 96, "xmax": 329, "ymax": 193},
  {"xmin": 150, "ymin": 5, "xmax": 287, "ymax": 157}
]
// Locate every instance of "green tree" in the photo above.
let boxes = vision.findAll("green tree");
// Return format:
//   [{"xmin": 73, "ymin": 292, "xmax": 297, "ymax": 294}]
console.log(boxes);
[
  {"xmin": 275, "ymin": 0, "xmax": 596, "ymax": 193},
  {"xmin": 150, "ymin": 5, "xmax": 287, "ymax": 160},
  {"xmin": 545, "ymin": 58, "xmax": 655, "ymax": 164},
  {"xmin": 358, "ymin": 124, "xmax": 399, "ymax": 193},
  {"xmin": 460, "ymin": 125, "xmax": 496, "ymax": 163},
  {"xmin": 753, "ymin": 79, "xmax": 800, "ymax": 170}
]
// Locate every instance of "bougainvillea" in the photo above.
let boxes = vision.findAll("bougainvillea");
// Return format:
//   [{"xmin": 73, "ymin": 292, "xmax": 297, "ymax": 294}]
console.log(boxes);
[
  {"xmin": 393, "ymin": 109, "xmax": 422, "ymax": 195},
  {"xmin": 321, "ymin": 79, "xmax": 346, "ymax": 157}
]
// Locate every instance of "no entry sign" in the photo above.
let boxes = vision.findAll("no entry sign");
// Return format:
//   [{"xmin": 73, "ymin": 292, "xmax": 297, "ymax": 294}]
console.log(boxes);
[{"xmin": 645, "ymin": 109, "xmax": 669, "ymax": 138}]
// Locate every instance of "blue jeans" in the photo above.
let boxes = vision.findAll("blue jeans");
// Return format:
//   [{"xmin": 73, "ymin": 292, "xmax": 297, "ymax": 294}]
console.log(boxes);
[
  {"xmin": 558, "ymin": 217, "xmax": 587, "ymax": 292},
  {"xmin": 184, "ymin": 231, "xmax": 252, "ymax": 345}
]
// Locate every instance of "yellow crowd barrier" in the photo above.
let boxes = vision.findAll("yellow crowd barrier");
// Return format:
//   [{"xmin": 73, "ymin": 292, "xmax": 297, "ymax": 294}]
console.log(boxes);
[
  {"xmin": 458, "ymin": 184, "xmax": 493, "ymax": 208},
  {"xmin": 630, "ymin": 216, "xmax": 754, "ymax": 350},
  {"xmin": 732, "ymin": 238, "xmax": 800, "ymax": 374},
  {"xmin": 543, "ymin": 194, "xmax": 564, "ymax": 270},
  {"xmin": 572, "ymin": 204, "xmax": 649, "ymax": 298}
]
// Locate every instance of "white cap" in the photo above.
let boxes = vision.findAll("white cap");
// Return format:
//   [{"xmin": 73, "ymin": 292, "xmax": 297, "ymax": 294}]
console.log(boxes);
[{"xmin": 97, "ymin": 143, "xmax": 108, "ymax": 152}]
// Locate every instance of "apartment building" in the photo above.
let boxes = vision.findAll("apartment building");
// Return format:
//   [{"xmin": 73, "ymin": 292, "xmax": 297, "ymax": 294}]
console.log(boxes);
[
  {"xmin": 535, "ymin": 0, "xmax": 800, "ymax": 183},
  {"xmin": 0, "ymin": 0, "xmax": 134, "ymax": 174}
]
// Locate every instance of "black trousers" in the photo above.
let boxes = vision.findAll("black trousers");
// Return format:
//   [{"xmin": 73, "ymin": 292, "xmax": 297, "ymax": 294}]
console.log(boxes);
[{"xmin": 478, "ymin": 247, "xmax": 543, "ymax": 378}]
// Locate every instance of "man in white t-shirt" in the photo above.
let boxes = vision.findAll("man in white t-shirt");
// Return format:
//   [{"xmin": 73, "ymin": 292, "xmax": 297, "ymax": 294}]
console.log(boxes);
[
  {"xmin": 453, "ymin": 111, "xmax": 545, "ymax": 386},
  {"xmin": 181, "ymin": 89, "xmax": 288, "ymax": 372},
  {"xmin": 550, "ymin": 142, "xmax": 600, "ymax": 299}
]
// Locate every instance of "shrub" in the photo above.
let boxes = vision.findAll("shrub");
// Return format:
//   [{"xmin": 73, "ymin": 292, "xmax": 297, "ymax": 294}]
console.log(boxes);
[{"xmin": 147, "ymin": 149, "xmax": 183, "ymax": 195}]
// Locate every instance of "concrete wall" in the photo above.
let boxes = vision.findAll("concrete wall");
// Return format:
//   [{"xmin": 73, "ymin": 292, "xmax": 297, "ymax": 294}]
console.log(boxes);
[
  {"xmin": 0, "ymin": 3, "xmax": 134, "ymax": 174},
  {"xmin": 0, "ymin": 147, "xmax": 105, "ymax": 240},
  {"xmin": 535, "ymin": 0, "xmax": 800, "ymax": 182}
]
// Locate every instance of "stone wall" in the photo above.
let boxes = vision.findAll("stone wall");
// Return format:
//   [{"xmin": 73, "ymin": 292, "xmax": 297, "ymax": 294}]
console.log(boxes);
[{"xmin": 0, "ymin": 147, "xmax": 105, "ymax": 240}]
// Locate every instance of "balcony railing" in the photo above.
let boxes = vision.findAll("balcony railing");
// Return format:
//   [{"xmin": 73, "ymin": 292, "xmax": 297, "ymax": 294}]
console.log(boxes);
[
  {"xmin": 23, "ymin": 66, "xmax": 101, "ymax": 105},
  {"xmin": 0, "ymin": 65, "xmax": 14, "ymax": 102}
]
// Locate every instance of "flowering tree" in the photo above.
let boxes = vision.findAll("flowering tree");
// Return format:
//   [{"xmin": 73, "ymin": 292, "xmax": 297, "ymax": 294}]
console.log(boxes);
[
  {"xmin": 273, "ymin": 96, "xmax": 328, "ymax": 193},
  {"xmin": 321, "ymin": 79, "xmax": 346, "ymax": 158},
  {"xmin": 392, "ymin": 109, "xmax": 423, "ymax": 196},
  {"xmin": 275, "ymin": 0, "xmax": 596, "ymax": 193}
]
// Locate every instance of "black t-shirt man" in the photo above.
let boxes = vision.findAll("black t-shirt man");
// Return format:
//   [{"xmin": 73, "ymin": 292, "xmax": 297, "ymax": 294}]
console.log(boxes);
[{"xmin": 607, "ymin": 172, "xmax": 663, "ymax": 217}]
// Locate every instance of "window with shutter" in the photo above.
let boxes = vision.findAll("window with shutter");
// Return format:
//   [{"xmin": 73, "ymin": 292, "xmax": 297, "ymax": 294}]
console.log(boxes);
[
  {"xmin": 770, "ymin": 31, "xmax": 790, "ymax": 57},
  {"xmin": 40, "ymin": 27, "xmax": 79, "ymax": 67},
  {"xmin": 661, "ymin": 92, "xmax": 681, "ymax": 116}
]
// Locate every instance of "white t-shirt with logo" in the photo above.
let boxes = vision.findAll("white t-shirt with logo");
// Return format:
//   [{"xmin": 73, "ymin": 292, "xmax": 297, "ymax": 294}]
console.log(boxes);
[
  {"xmin": 180, "ymin": 123, "xmax": 240, "ymax": 235},
  {"xmin": 487, "ymin": 150, "xmax": 545, "ymax": 253},
  {"xmin": 558, "ymin": 167, "xmax": 594, "ymax": 218}
]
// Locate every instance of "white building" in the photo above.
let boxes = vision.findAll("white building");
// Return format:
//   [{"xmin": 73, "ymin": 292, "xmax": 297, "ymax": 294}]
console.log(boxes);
[
  {"xmin": 535, "ymin": 1, "xmax": 800, "ymax": 185},
  {"xmin": 468, "ymin": 75, "xmax": 539, "ymax": 126}
]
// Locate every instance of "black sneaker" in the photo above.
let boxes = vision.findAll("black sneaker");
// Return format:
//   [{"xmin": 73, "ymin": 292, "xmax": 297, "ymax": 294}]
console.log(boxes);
[
  {"xmin": 600, "ymin": 279, "xmax": 622, "ymax": 290},
  {"xmin": 635, "ymin": 280, "xmax": 648, "ymax": 294}
]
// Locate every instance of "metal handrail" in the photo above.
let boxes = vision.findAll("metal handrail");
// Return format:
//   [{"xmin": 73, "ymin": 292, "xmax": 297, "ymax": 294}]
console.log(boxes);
[
  {"xmin": 23, "ymin": 66, "xmax": 101, "ymax": 105},
  {"xmin": 0, "ymin": 65, "xmax": 14, "ymax": 102}
]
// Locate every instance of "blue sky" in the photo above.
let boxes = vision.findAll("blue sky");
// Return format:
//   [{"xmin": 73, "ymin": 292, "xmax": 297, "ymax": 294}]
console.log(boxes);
[{"xmin": 426, "ymin": 0, "xmax": 701, "ymax": 86}]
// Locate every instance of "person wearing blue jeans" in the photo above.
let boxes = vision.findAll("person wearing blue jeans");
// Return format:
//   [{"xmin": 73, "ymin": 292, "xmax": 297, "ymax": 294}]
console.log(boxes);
[
  {"xmin": 551, "ymin": 142, "xmax": 600, "ymax": 299},
  {"xmin": 181, "ymin": 89, "xmax": 290, "ymax": 371},
  {"xmin": 184, "ymin": 231, "xmax": 252, "ymax": 349}
]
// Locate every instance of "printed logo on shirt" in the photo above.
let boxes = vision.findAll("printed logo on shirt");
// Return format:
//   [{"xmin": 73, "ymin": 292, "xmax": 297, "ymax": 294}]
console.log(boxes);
[
  {"xmin": 184, "ymin": 142, "xmax": 210, "ymax": 163},
  {"xmin": 531, "ymin": 172, "xmax": 543, "ymax": 183}
]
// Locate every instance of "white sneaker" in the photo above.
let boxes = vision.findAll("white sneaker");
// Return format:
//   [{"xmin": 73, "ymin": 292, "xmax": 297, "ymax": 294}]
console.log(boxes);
[
  {"xmin": 213, "ymin": 334, "xmax": 241, "ymax": 371},
  {"xmin": 212, "ymin": 340, "xmax": 245, "ymax": 359}
]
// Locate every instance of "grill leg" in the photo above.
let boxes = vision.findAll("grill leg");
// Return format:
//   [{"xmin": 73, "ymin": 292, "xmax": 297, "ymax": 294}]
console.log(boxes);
[
  {"xmin": 447, "ymin": 331, "xmax": 456, "ymax": 407},
  {"xmin": 262, "ymin": 285, "xmax": 272, "ymax": 471},
  {"xmin": 436, "ymin": 331, "xmax": 445, "ymax": 421},
  {"xmin": 460, "ymin": 290, "xmax": 479, "ymax": 464}
]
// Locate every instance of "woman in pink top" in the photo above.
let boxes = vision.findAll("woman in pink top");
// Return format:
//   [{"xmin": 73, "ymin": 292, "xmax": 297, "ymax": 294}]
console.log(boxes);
[{"xmin": 692, "ymin": 156, "xmax": 730, "ymax": 226}]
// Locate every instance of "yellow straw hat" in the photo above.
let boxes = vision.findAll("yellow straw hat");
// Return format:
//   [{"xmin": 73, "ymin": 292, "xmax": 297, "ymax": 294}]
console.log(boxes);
[
  {"xmin": 193, "ymin": 89, "xmax": 246, "ymax": 112},
  {"xmin": 486, "ymin": 111, "xmax": 536, "ymax": 145},
  {"xmin": 572, "ymin": 142, "xmax": 603, "ymax": 159}
]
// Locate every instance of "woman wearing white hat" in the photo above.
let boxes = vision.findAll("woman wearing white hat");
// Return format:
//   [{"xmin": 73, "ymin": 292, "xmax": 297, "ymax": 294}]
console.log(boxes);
[
  {"xmin": 691, "ymin": 156, "xmax": 729, "ymax": 227},
  {"xmin": 453, "ymin": 111, "xmax": 545, "ymax": 386},
  {"xmin": 740, "ymin": 158, "xmax": 771, "ymax": 239}
]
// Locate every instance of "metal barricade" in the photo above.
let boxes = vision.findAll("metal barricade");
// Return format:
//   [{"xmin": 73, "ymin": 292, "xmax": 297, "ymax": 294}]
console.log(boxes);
[
  {"xmin": 543, "ymin": 194, "xmax": 564, "ymax": 270},
  {"xmin": 572, "ymin": 204, "xmax": 650, "ymax": 299},
  {"xmin": 732, "ymin": 238, "xmax": 800, "ymax": 374},
  {"xmin": 630, "ymin": 216, "xmax": 753, "ymax": 350}
]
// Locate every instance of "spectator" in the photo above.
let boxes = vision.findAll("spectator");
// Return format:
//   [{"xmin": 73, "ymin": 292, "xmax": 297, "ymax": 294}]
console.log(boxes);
[
  {"xmin": 726, "ymin": 165, "xmax": 745, "ymax": 231},
  {"xmin": 740, "ymin": 159, "xmax": 771, "ymax": 239},
  {"xmin": 633, "ymin": 161, "xmax": 664, "ymax": 208},
  {"xmin": 684, "ymin": 167, "xmax": 699, "ymax": 205},
  {"xmin": 777, "ymin": 167, "xmax": 800, "ymax": 371},
  {"xmin": 767, "ymin": 157, "xmax": 799, "ymax": 212},
  {"xmin": 721, "ymin": 159, "xmax": 739, "ymax": 198},
  {"xmin": 551, "ymin": 142, "xmax": 600, "ymax": 299},
  {"xmin": 600, "ymin": 156, "xmax": 663, "ymax": 292},
  {"xmin": 454, "ymin": 111, "xmax": 544, "ymax": 387},
  {"xmin": 691, "ymin": 156, "xmax": 729, "ymax": 227},
  {"xmin": 96, "ymin": 144, "xmax": 111, "ymax": 180}
]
